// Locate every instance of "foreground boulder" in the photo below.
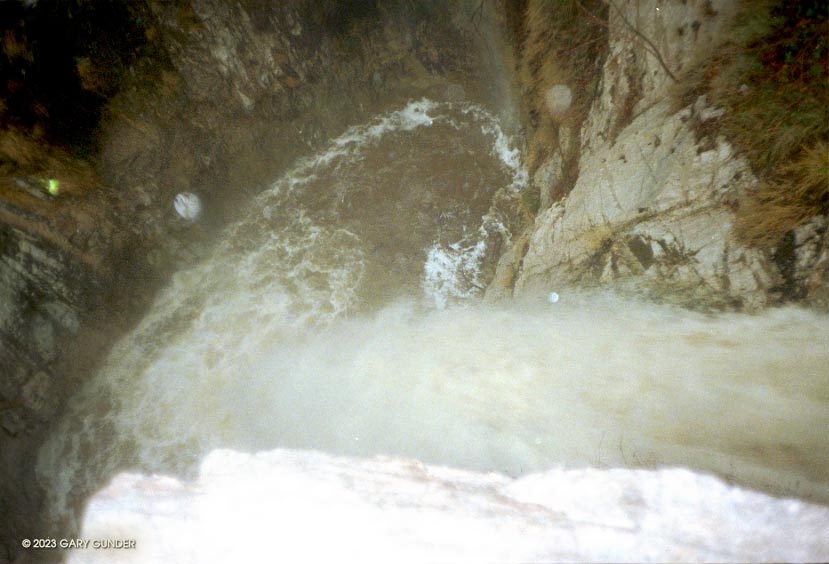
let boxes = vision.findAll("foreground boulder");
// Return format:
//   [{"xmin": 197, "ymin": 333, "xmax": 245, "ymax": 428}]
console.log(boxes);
[{"xmin": 65, "ymin": 449, "xmax": 828, "ymax": 563}]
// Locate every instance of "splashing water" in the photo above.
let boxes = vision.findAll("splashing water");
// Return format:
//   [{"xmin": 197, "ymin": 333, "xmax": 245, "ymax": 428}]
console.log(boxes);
[{"xmin": 37, "ymin": 100, "xmax": 829, "ymax": 533}]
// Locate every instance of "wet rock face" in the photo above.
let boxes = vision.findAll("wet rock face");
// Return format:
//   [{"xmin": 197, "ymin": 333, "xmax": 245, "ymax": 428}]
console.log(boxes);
[
  {"xmin": 98, "ymin": 0, "xmax": 493, "ymax": 273},
  {"xmin": 1, "ymin": 0, "xmax": 155, "ymax": 444},
  {"xmin": 0, "ymin": 0, "xmax": 149, "ymax": 152},
  {"xmin": 0, "ymin": 227, "xmax": 94, "ymax": 562},
  {"xmin": 508, "ymin": 0, "xmax": 827, "ymax": 310},
  {"xmin": 0, "ymin": 227, "xmax": 98, "ymax": 430},
  {"xmin": 793, "ymin": 217, "xmax": 829, "ymax": 308}
]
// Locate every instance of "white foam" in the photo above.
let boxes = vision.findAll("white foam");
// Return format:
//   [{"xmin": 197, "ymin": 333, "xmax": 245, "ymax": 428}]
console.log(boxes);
[
  {"xmin": 422, "ymin": 235, "xmax": 487, "ymax": 309},
  {"xmin": 39, "ymin": 98, "xmax": 522, "ymax": 524},
  {"xmin": 459, "ymin": 104, "xmax": 527, "ymax": 192},
  {"xmin": 294, "ymin": 99, "xmax": 440, "ymax": 173},
  {"xmin": 38, "ymin": 292, "xmax": 829, "ymax": 531}
]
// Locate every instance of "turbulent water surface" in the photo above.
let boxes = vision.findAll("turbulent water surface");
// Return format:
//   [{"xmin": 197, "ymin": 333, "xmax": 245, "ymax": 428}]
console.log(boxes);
[{"xmin": 37, "ymin": 100, "xmax": 829, "ymax": 531}]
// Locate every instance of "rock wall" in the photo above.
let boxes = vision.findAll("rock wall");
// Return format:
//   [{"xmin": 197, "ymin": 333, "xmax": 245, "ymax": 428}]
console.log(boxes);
[
  {"xmin": 101, "ymin": 0, "xmax": 507, "ymax": 260},
  {"xmin": 0, "ymin": 184, "xmax": 135, "ymax": 563},
  {"xmin": 0, "ymin": 226, "xmax": 88, "ymax": 562},
  {"xmin": 498, "ymin": 0, "xmax": 828, "ymax": 310}
]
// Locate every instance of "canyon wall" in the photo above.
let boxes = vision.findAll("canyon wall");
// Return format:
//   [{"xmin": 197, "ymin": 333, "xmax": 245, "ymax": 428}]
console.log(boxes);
[
  {"xmin": 491, "ymin": 0, "xmax": 828, "ymax": 310},
  {"xmin": 1, "ymin": 1, "xmax": 827, "ymax": 562}
]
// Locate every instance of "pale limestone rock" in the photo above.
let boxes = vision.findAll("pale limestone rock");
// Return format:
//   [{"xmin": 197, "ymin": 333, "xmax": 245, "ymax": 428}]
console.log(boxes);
[
  {"xmin": 481, "ymin": 247, "xmax": 515, "ymax": 302},
  {"xmin": 41, "ymin": 301, "xmax": 80, "ymax": 335},
  {"xmin": 67, "ymin": 449, "xmax": 829, "ymax": 564},
  {"xmin": 534, "ymin": 150, "xmax": 563, "ymax": 209},
  {"xmin": 512, "ymin": 1, "xmax": 781, "ymax": 309},
  {"xmin": 794, "ymin": 217, "xmax": 829, "ymax": 308},
  {"xmin": 580, "ymin": 0, "xmax": 739, "ymax": 153},
  {"xmin": 176, "ymin": 0, "xmax": 289, "ymax": 106}
]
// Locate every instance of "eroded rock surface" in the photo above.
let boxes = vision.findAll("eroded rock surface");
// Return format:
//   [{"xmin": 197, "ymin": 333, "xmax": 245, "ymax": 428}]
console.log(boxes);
[
  {"xmin": 507, "ymin": 0, "xmax": 827, "ymax": 310},
  {"xmin": 0, "ymin": 187, "xmax": 132, "ymax": 562},
  {"xmin": 517, "ymin": 96, "xmax": 778, "ymax": 309}
]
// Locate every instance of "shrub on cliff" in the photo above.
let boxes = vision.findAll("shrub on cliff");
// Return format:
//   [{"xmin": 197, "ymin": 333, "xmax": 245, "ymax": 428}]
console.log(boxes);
[{"xmin": 675, "ymin": 0, "xmax": 829, "ymax": 247}]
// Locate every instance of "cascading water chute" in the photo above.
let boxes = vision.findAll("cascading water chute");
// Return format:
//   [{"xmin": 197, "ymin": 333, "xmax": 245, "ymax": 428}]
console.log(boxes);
[{"xmin": 36, "ymin": 99, "xmax": 829, "ymax": 536}]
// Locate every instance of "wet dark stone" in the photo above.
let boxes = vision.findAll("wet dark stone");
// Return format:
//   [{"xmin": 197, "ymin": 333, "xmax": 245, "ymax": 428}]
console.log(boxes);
[{"xmin": 627, "ymin": 235, "xmax": 654, "ymax": 269}]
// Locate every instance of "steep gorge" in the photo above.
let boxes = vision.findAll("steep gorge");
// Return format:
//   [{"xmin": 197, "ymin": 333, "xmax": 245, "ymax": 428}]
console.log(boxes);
[{"xmin": 0, "ymin": 1, "xmax": 827, "ymax": 562}]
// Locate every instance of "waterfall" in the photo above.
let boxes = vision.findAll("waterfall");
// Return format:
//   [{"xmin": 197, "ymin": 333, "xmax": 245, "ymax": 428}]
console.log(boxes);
[{"xmin": 37, "ymin": 99, "xmax": 829, "ymax": 533}]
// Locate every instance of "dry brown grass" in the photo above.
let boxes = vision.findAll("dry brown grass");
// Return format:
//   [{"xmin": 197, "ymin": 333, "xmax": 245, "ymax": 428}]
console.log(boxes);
[
  {"xmin": 513, "ymin": 0, "xmax": 608, "ymax": 214},
  {"xmin": 673, "ymin": 0, "xmax": 828, "ymax": 247},
  {"xmin": 737, "ymin": 142, "xmax": 829, "ymax": 245},
  {"xmin": 2, "ymin": 29, "xmax": 31, "ymax": 62},
  {"xmin": 0, "ymin": 127, "xmax": 101, "ymax": 198}
]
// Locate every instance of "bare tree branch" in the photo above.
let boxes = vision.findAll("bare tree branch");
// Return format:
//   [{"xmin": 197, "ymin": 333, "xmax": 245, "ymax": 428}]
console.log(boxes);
[
  {"xmin": 577, "ymin": 0, "xmax": 677, "ymax": 82},
  {"xmin": 606, "ymin": 0, "xmax": 677, "ymax": 82}
]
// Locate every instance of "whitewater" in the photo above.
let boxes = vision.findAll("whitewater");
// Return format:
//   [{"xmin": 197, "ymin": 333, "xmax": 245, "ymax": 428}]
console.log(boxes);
[{"xmin": 36, "ymin": 100, "xmax": 829, "ymax": 534}]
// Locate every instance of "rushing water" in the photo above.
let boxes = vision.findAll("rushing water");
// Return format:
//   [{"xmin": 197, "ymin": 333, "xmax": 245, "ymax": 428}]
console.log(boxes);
[{"xmin": 37, "ymin": 99, "xmax": 829, "ymax": 532}]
